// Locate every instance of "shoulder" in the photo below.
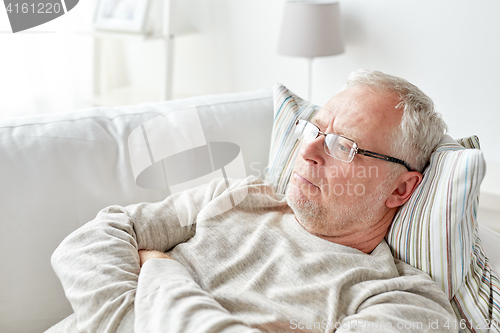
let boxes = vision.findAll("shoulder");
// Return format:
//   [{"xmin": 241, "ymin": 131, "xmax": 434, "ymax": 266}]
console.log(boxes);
[
  {"xmin": 366, "ymin": 242, "xmax": 455, "ymax": 318},
  {"xmin": 371, "ymin": 241, "xmax": 448, "ymax": 293},
  {"xmin": 219, "ymin": 176, "xmax": 288, "ymax": 211}
]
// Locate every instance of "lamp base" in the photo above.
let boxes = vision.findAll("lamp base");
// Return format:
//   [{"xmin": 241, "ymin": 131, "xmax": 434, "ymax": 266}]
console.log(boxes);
[{"xmin": 307, "ymin": 57, "xmax": 314, "ymax": 102}]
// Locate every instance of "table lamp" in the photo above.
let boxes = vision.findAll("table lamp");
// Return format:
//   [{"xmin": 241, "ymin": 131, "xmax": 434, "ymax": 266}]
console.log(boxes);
[{"xmin": 277, "ymin": 1, "xmax": 345, "ymax": 101}]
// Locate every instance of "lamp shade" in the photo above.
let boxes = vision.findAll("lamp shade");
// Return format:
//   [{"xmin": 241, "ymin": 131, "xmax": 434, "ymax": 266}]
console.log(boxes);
[{"xmin": 278, "ymin": 1, "xmax": 344, "ymax": 58}]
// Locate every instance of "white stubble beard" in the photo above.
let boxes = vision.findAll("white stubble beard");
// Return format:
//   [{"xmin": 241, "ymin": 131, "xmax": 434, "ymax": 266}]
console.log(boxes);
[{"xmin": 286, "ymin": 178, "xmax": 395, "ymax": 237}]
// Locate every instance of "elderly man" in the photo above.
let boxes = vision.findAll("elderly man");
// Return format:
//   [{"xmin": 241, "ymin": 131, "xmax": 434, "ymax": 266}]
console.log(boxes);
[{"xmin": 51, "ymin": 70, "xmax": 457, "ymax": 333}]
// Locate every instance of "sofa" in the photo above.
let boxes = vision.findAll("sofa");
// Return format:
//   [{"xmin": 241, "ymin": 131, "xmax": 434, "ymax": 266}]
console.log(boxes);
[{"xmin": 1, "ymin": 87, "xmax": 499, "ymax": 333}]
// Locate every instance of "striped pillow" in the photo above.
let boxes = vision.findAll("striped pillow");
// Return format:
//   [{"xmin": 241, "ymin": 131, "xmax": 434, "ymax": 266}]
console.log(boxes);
[
  {"xmin": 386, "ymin": 135, "xmax": 500, "ymax": 332},
  {"xmin": 386, "ymin": 135, "xmax": 485, "ymax": 298},
  {"xmin": 385, "ymin": 135, "xmax": 500, "ymax": 332},
  {"xmin": 452, "ymin": 236, "xmax": 500, "ymax": 332},
  {"xmin": 266, "ymin": 83, "xmax": 320, "ymax": 194},
  {"xmin": 387, "ymin": 136, "xmax": 500, "ymax": 332},
  {"xmin": 266, "ymin": 83, "xmax": 498, "ymax": 332}
]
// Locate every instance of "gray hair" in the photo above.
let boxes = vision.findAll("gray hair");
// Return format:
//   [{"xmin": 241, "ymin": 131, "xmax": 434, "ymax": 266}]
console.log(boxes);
[{"xmin": 343, "ymin": 69, "xmax": 447, "ymax": 172}]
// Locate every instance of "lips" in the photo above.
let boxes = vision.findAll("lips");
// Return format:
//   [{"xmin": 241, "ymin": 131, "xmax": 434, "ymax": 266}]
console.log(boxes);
[{"xmin": 293, "ymin": 172, "xmax": 319, "ymax": 189}]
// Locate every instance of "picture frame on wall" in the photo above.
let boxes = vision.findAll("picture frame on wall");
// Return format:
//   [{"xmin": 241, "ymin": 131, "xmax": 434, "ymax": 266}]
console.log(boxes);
[{"xmin": 94, "ymin": 0, "xmax": 150, "ymax": 33}]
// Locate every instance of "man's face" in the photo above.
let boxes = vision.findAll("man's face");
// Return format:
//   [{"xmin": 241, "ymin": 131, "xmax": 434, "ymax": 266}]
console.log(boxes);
[{"xmin": 286, "ymin": 85, "xmax": 403, "ymax": 238}]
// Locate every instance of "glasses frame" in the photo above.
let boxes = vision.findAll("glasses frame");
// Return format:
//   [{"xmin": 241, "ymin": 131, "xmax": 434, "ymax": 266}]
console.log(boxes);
[{"xmin": 295, "ymin": 119, "xmax": 414, "ymax": 172}]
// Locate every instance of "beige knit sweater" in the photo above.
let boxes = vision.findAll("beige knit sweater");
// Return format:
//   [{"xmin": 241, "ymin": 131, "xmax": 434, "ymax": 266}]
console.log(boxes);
[{"xmin": 51, "ymin": 176, "xmax": 457, "ymax": 333}]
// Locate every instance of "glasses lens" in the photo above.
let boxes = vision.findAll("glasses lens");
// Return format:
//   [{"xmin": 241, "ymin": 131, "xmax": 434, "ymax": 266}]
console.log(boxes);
[
  {"xmin": 303, "ymin": 122, "xmax": 319, "ymax": 142},
  {"xmin": 295, "ymin": 119, "xmax": 305, "ymax": 137},
  {"xmin": 325, "ymin": 135, "xmax": 356, "ymax": 161},
  {"xmin": 296, "ymin": 120, "xmax": 318, "ymax": 142}
]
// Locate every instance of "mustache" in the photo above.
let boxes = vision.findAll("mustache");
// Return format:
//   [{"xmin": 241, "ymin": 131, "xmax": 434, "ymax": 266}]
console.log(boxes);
[{"xmin": 293, "ymin": 164, "xmax": 381, "ymax": 182}]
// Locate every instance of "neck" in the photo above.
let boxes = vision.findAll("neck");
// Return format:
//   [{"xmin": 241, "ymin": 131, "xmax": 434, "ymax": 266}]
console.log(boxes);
[{"xmin": 297, "ymin": 208, "xmax": 397, "ymax": 254}]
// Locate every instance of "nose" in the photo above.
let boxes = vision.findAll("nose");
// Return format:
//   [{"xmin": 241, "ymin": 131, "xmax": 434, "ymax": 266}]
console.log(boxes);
[{"xmin": 299, "ymin": 133, "xmax": 326, "ymax": 166}]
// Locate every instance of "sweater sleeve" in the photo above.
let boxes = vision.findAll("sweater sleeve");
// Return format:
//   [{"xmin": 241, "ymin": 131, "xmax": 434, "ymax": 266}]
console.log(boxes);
[
  {"xmin": 51, "ymin": 177, "xmax": 234, "ymax": 333},
  {"xmin": 135, "ymin": 259, "xmax": 262, "ymax": 333},
  {"xmin": 336, "ymin": 260, "xmax": 458, "ymax": 333}
]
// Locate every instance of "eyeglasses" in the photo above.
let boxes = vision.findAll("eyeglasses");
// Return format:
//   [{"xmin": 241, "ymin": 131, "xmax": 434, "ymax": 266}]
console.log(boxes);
[{"xmin": 295, "ymin": 119, "xmax": 414, "ymax": 171}]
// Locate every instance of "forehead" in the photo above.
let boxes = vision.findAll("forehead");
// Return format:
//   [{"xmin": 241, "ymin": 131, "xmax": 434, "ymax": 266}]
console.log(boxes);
[{"xmin": 313, "ymin": 86, "xmax": 402, "ymax": 148}]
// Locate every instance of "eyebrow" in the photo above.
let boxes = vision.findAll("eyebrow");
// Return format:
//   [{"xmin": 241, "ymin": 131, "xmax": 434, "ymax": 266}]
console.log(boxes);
[
  {"xmin": 310, "ymin": 118, "xmax": 321, "ymax": 127},
  {"xmin": 311, "ymin": 117, "xmax": 353, "ymax": 142}
]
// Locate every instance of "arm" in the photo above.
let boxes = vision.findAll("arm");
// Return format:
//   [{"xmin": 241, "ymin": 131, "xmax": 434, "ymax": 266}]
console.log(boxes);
[
  {"xmin": 136, "ymin": 252, "xmax": 262, "ymax": 333},
  {"xmin": 51, "ymin": 178, "xmax": 231, "ymax": 333},
  {"xmin": 336, "ymin": 261, "xmax": 458, "ymax": 333}
]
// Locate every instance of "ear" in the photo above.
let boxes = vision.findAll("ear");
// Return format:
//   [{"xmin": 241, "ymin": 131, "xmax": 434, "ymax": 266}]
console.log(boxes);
[{"xmin": 385, "ymin": 171, "xmax": 423, "ymax": 208}]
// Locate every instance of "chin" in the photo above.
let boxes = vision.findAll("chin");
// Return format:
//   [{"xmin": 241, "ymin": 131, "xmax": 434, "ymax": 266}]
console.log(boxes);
[
  {"xmin": 286, "ymin": 183, "xmax": 308, "ymax": 209},
  {"xmin": 286, "ymin": 184, "xmax": 328, "ymax": 229}
]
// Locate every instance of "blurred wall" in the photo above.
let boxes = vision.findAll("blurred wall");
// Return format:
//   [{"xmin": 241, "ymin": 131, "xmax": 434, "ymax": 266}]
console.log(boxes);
[{"xmin": 1, "ymin": 0, "xmax": 499, "ymax": 193}]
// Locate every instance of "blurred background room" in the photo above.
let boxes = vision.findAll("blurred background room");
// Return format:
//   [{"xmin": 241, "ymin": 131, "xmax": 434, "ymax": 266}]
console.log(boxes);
[{"xmin": 1, "ymin": 0, "xmax": 499, "ymax": 226}]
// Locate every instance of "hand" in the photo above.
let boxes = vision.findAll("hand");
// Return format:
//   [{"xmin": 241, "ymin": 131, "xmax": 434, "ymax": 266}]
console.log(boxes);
[{"xmin": 138, "ymin": 250, "xmax": 174, "ymax": 268}]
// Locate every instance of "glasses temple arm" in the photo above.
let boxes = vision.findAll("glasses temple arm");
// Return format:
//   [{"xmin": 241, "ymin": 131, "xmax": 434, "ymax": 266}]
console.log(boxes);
[{"xmin": 356, "ymin": 148, "xmax": 414, "ymax": 172}]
